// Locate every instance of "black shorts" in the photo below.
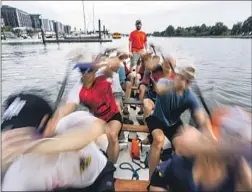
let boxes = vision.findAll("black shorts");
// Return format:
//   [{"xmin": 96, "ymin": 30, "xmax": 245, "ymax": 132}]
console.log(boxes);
[
  {"xmin": 107, "ymin": 113, "xmax": 123, "ymax": 137},
  {"xmin": 52, "ymin": 161, "xmax": 116, "ymax": 192},
  {"xmin": 107, "ymin": 113, "xmax": 122, "ymax": 124},
  {"xmin": 146, "ymin": 115, "xmax": 183, "ymax": 149}
]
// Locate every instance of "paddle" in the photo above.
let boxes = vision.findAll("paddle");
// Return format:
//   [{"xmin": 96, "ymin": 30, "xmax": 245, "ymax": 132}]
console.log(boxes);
[
  {"xmin": 149, "ymin": 43, "xmax": 211, "ymax": 118},
  {"xmin": 37, "ymin": 60, "xmax": 72, "ymax": 134}
]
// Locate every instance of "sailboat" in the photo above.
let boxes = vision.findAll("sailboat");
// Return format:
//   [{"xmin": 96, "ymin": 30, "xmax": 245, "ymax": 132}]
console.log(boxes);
[{"xmin": 64, "ymin": 2, "xmax": 100, "ymax": 40}]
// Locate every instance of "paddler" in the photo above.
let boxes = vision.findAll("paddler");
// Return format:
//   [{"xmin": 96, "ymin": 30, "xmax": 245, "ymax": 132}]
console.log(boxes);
[
  {"xmin": 149, "ymin": 106, "xmax": 252, "ymax": 191},
  {"xmin": 43, "ymin": 52, "xmax": 128, "ymax": 164},
  {"xmin": 2, "ymin": 90, "xmax": 115, "ymax": 191},
  {"xmin": 147, "ymin": 64, "xmax": 212, "ymax": 179},
  {"xmin": 138, "ymin": 54, "xmax": 176, "ymax": 117}
]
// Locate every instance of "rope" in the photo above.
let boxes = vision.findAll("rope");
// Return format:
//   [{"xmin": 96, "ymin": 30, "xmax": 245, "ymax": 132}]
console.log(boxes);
[{"xmin": 119, "ymin": 162, "xmax": 141, "ymax": 180}]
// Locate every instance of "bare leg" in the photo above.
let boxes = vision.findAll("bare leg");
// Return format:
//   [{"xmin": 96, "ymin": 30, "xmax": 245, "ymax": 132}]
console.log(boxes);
[
  {"xmin": 123, "ymin": 81, "xmax": 132, "ymax": 114},
  {"xmin": 106, "ymin": 120, "xmax": 121, "ymax": 163},
  {"xmin": 143, "ymin": 98, "xmax": 155, "ymax": 118},
  {"xmin": 138, "ymin": 84, "xmax": 146, "ymax": 114},
  {"xmin": 149, "ymin": 129, "xmax": 165, "ymax": 180},
  {"xmin": 149, "ymin": 186, "xmax": 167, "ymax": 192}
]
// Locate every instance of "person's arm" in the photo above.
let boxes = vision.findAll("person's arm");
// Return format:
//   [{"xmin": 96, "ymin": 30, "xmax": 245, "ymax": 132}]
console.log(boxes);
[
  {"xmin": 43, "ymin": 81, "xmax": 81, "ymax": 137},
  {"xmin": 188, "ymin": 91, "xmax": 212, "ymax": 131},
  {"xmin": 144, "ymin": 33, "xmax": 148, "ymax": 52},
  {"xmin": 173, "ymin": 125, "xmax": 219, "ymax": 157},
  {"xmin": 29, "ymin": 119, "xmax": 107, "ymax": 154},
  {"xmin": 129, "ymin": 32, "xmax": 133, "ymax": 56},
  {"xmin": 95, "ymin": 57, "xmax": 125, "ymax": 79},
  {"xmin": 236, "ymin": 157, "xmax": 252, "ymax": 191},
  {"xmin": 193, "ymin": 110, "xmax": 212, "ymax": 131}
]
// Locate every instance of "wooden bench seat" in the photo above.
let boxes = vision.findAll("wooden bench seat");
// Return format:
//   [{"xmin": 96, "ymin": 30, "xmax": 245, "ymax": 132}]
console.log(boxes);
[
  {"xmin": 123, "ymin": 99, "xmax": 143, "ymax": 105},
  {"xmin": 122, "ymin": 124, "xmax": 149, "ymax": 133},
  {"xmin": 115, "ymin": 179, "xmax": 149, "ymax": 191}
]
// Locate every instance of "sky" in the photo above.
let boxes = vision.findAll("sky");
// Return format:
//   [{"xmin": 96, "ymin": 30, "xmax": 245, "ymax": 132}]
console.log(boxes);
[{"xmin": 2, "ymin": 1, "xmax": 252, "ymax": 33}]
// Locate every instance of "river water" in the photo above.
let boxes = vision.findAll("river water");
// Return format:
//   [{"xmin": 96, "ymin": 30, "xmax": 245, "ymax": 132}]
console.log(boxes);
[{"xmin": 2, "ymin": 37, "xmax": 251, "ymax": 113}]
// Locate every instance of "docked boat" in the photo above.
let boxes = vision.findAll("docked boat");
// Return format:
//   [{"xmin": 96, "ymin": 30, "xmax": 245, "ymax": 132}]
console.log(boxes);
[
  {"xmin": 64, "ymin": 32, "xmax": 100, "ymax": 40},
  {"xmin": 112, "ymin": 32, "xmax": 122, "ymax": 39}
]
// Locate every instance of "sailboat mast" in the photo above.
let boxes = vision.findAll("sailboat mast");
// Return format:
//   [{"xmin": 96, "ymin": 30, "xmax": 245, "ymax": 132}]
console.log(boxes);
[
  {"xmin": 93, "ymin": 4, "xmax": 95, "ymax": 33},
  {"xmin": 82, "ymin": 1, "xmax": 86, "ymax": 33}
]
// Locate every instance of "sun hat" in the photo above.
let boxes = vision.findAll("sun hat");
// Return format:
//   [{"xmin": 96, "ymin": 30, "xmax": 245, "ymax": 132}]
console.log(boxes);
[{"xmin": 175, "ymin": 65, "xmax": 196, "ymax": 81}]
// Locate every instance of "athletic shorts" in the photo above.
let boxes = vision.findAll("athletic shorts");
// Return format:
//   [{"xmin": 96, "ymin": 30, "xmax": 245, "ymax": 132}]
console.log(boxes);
[
  {"xmin": 148, "ymin": 160, "xmax": 171, "ymax": 191},
  {"xmin": 130, "ymin": 52, "xmax": 141, "ymax": 68},
  {"xmin": 52, "ymin": 161, "xmax": 116, "ymax": 192},
  {"xmin": 146, "ymin": 115, "xmax": 183, "ymax": 149},
  {"xmin": 107, "ymin": 113, "xmax": 123, "ymax": 137},
  {"xmin": 107, "ymin": 113, "xmax": 122, "ymax": 124}
]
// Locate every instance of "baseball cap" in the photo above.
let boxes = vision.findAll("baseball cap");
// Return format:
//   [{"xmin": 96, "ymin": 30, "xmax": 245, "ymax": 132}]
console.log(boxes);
[
  {"xmin": 1, "ymin": 93, "xmax": 53, "ymax": 130},
  {"xmin": 73, "ymin": 62, "xmax": 94, "ymax": 74},
  {"xmin": 175, "ymin": 65, "xmax": 196, "ymax": 81},
  {"xmin": 135, "ymin": 20, "xmax": 142, "ymax": 25}
]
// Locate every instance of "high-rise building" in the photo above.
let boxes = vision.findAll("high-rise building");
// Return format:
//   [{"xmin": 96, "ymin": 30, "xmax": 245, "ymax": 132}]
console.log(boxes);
[
  {"xmin": 54, "ymin": 21, "xmax": 64, "ymax": 34},
  {"xmin": 1, "ymin": 5, "xmax": 32, "ymax": 28},
  {"xmin": 49, "ymin": 20, "xmax": 54, "ymax": 32},
  {"xmin": 29, "ymin": 14, "xmax": 41, "ymax": 29},
  {"xmin": 40, "ymin": 19, "xmax": 51, "ymax": 32},
  {"xmin": 64, "ymin": 25, "xmax": 71, "ymax": 34}
]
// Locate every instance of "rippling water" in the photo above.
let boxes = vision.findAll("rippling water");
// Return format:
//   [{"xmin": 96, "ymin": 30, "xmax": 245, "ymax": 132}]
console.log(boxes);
[{"xmin": 2, "ymin": 37, "xmax": 251, "ymax": 113}]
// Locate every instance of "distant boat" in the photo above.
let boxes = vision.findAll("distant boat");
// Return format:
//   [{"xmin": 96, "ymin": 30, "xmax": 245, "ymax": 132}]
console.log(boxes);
[
  {"xmin": 64, "ymin": 32, "xmax": 99, "ymax": 40},
  {"xmin": 112, "ymin": 32, "xmax": 122, "ymax": 39}
]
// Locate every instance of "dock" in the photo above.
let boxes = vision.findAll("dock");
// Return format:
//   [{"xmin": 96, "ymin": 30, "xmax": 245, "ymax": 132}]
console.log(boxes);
[{"xmin": 44, "ymin": 38, "xmax": 112, "ymax": 43}]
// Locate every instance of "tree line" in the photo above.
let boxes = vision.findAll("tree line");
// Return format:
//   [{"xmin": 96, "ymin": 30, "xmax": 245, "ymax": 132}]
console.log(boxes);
[{"xmin": 152, "ymin": 16, "xmax": 252, "ymax": 37}]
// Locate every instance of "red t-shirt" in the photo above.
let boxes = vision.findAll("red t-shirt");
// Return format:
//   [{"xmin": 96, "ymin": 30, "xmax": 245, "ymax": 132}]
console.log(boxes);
[
  {"xmin": 79, "ymin": 76, "xmax": 119, "ymax": 121},
  {"xmin": 138, "ymin": 63, "xmax": 145, "ymax": 75},
  {"xmin": 140, "ymin": 65, "xmax": 175, "ymax": 86},
  {"xmin": 129, "ymin": 30, "xmax": 147, "ymax": 52}
]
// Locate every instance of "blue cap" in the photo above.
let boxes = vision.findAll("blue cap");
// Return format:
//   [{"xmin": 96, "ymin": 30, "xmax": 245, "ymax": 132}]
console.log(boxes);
[{"xmin": 73, "ymin": 62, "xmax": 94, "ymax": 74}]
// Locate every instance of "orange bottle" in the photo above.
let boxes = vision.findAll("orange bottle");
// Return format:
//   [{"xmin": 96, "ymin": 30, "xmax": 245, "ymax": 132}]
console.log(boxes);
[{"xmin": 131, "ymin": 138, "xmax": 140, "ymax": 160}]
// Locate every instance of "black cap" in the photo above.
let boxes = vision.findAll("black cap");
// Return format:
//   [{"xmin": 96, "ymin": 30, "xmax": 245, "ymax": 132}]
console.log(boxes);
[
  {"xmin": 1, "ymin": 93, "xmax": 53, "ymax": 130},
  {"xmin": 135, "ymin": 20, "xmax": 142, "ymax": 25}
]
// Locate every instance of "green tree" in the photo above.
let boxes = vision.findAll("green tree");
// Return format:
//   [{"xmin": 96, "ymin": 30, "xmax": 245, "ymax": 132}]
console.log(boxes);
[
  {"xmin": 164, "ymin": 25, "xmax": 175, "ymax": 36},
  {"xmin": 174, "ymin": 27, "xmax": 184, "ymax": 36},
  {"xmin": 26, "ymin": 29, "xmax": 34, "ymax": 37},
  {"xmin": 152, "ymin": 31, "xmax": 160, "ymax": 36},
  {"xmin": 200, "ymin": 24, "xmax": 207, "ymax": 33},
  {"xmin": 241, "ymin": 16, "xmax": 252, "ymax": 34},
  {"xmin": 1, "ymin": 26, "xmax": 13, "ymax": 32},
  {"xmin": 231, "ymin": 22, "xmax": 242, "ymax": 35},
  {"xmin": 211, "ymin": 22, "xmax": 228, "ymax": 36}
]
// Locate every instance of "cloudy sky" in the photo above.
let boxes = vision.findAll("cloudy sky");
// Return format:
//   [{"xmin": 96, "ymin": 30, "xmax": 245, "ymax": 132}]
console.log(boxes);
[{"xmin": 3, "ymin": 1, "xmax": 251, "ymax": 33}]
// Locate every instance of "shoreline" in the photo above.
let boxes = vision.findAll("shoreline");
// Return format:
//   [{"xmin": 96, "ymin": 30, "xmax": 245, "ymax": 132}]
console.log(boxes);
[{"xmin": 151, "ymin": 35, "xmax": 252, "ymax": 39}]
